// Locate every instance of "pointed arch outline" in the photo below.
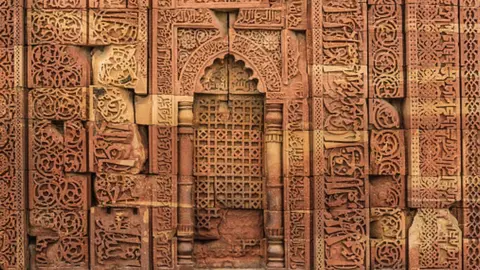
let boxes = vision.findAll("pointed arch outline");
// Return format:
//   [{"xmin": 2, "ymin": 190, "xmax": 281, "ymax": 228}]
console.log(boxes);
[{"xmin": 177, "ymin": 34, "xmax": 281, "ymax": 96}]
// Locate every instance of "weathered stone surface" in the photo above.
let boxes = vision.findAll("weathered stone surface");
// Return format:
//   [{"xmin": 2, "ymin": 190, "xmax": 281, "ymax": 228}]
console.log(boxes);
[
  {"xmin": 89, "ymin": 86, "xmax": 134, "ymax": 123},
  {"xmin": 90, "ymin": 207, "xmax": 150, "ymax": 269},
  {"xmin": 7, "ymin": 0, "xmax": 480, "ymax": 269},
  {"xmin": 88, "ymin": 122, "xmax": 147, "ymax": 174},
  {"xmin": 92, "ymin": 44, "xmax": 147, "ymax": 94},
  {"xmin": 28, "ymin": 87, "xmax": 88, "ymax": 121},
  {"xmin": 409, "ymin": 209, "xmax": 462, "ymax": 269}
]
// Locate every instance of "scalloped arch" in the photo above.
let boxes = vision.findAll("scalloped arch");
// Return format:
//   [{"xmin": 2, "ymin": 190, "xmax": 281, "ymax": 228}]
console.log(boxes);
[{"xmin": 178, "ymin": 35, "xmax": 281, "ymax": 96}]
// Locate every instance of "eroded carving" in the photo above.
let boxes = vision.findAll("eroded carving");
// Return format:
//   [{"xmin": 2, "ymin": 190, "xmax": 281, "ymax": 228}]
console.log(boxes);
[
  {"xmin": 409, "ymin": 209, "xmax": 462, "ymax": 269},
  {"xmin": 92, "ymin": 45, "xmax": 147, "ymax": 94},
  {"xmin": 90, "ymin": 122, "xmax": 147, "ymax": 174},
  {"xmin": 91, "ymin": 207, "xmax": 149, "ymax": 269}
]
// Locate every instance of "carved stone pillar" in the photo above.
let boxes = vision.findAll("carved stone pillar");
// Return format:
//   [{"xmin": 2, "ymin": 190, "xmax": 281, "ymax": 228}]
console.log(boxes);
[
  {"xmin": 264, "ymin": 103, "xmax": 285, "ymax": 268},
  {"xmin": 177, "ymin": 101, "xmax": 194, "ymax": 267}
]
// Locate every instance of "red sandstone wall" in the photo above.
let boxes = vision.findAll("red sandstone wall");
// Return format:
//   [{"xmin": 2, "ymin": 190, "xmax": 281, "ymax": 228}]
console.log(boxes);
[{"xmin": 0, "ymin": 0, "xmax": 477, "ymax": 269}]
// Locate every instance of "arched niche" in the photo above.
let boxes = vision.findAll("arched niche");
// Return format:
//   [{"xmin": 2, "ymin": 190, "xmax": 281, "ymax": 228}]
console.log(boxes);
[
  {"xmin": 190, "ymin": 53, "xmax": 267, "ymax": 268},
  {"xmin": 177, "ymin": 35, "xmax": 281, "ymax": 96}
]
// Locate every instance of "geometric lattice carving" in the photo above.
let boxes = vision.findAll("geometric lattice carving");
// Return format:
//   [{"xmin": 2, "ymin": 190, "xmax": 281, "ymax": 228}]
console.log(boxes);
[
  {"xmin": 194, "ymin": 95, "xmax": 264, "ymax": 211},
  {"xmin": 408, "ymin": 129, "xmax": 461, "ymax": 177}
]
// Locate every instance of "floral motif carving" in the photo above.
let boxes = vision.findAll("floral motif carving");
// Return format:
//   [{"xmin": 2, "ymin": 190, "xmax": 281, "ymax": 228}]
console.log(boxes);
[
  {"xmin": 64, "ymin": 121, "xmax": 87, "ymax": 173},
  {"xmin": 371, "ymin": 239, "xmax": 406, "ymax": 269},
  {"xmin": 29, "ymin": 121, "xmax": 64, "ymax": 177},
  {"xmin": 369, "ymin": 4, "xmax": 403, "ymax": 98},
  {"xmin": 369, "ymin": 99, "xmax": 400, "ymax": 130},
  {"xmin": 28, "ymin": 45, "xmax": 89, "ymax": 88},
  {"xmin": 28, "ymin": 88, "xmax": 87, "ymax": 121},
  {"xmin": 0, "ymin": 210, "xmax": 25, "ymax": 269},
  {"xmin": 370, "ymin": 175, "xmax": 405, "ymax": 208},
  {"xmin": 28, "ymin": 10, "xmax": 87, "ymax": 45},
  {"xmin": 16, "ymin": 0, "xmax": 480, "ymax": 269},
  {"xmin": 34, "ymin": 236, "xmax": 88, "ymax": 268},
  {"xmin": 30, "ymin": 172, "xmax": 89, "ymax": 210},
  {"xmin": 29, "ymin": 209, "xmax": 87, "ymax": 237},
  {"xmin": 0, "ymin": 8, "xmax": 14, "ymax": 48},
  {"xmin": 370, "ymin": 130, "xmax": 405, "ymax": 175},
  {"xmin": 0, "ymin": 48, "xmax": 14, "ymax": 90}
]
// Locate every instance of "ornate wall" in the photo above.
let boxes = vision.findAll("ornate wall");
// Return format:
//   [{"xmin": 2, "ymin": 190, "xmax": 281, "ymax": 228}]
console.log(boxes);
[{"xmin": 0, "ymin": 0, "xmax": 476, "ymax": 269}]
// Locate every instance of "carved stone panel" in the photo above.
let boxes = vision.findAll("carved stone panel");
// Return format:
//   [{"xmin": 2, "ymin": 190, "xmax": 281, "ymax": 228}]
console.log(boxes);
[
  {"xmin": 13, "ymin": 0, "xmax": 480, "ymax": 268},
  {"xmin": 27, "ymin": 9, "xmax": 87, "ymax": 45},
  {"xmin": 409, "ymin": 209, "xmax": 462, "ymax": 269},
  {"xmin": 28, "ymin": 45, "xmax": 90, "ymax": 88},
  {"xmin": 92, "ymin": 44, "xmax": 147, "ymax": 94},
  {"xmin": 89, "ymin": 122, "xmax": 147, "ymax": 174},
  {"xmin": 90, "ymin": 207, "xmax": 150, "ymax": 269}
]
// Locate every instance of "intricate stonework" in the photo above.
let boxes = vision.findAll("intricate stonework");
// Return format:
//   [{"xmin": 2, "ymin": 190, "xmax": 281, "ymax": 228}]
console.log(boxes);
[
  {"xmin": 89, "ymin": 122, "xmax": 147, "ymax": 174},
  {"xmin": 88, "ymin": 9, "xmax": 147, "ymax": 45},
  {"xmin": 90, "ymin": 86, "xmax": 134, "ymax": 123},
  {"xmin": 28, "ymin": 45, "xmax": 90, "ymax": 88},
  {"xmin": 13, "ymin": 0, "xmax": 480, "ymax": 268},
  {"xmin": 28, "ymin": 87, "xmax": 88, "ymax": 121},
  {"xmin": 92, "ymin": 44, "xmax": 147, "ymax": 94},
  {"xmin": 90, "ymin": 207, "xmax": 150, "ymax": 269},
  {"xmin": 409, "ymin": 209, "xmax": 462, "ymax": 269},
  {"xmin": 368, "ymin": 4, "xmax": 404, "ymax": 98},
  {"xmin": 27, "ymin": 9, "xmax": 87, "ymax": 45}
]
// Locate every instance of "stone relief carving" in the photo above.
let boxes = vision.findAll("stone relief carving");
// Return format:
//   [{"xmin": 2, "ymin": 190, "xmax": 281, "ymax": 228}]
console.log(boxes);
[{"xmin": 1, "ymin": 0, "xmax": 475, "ymax": 268}]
